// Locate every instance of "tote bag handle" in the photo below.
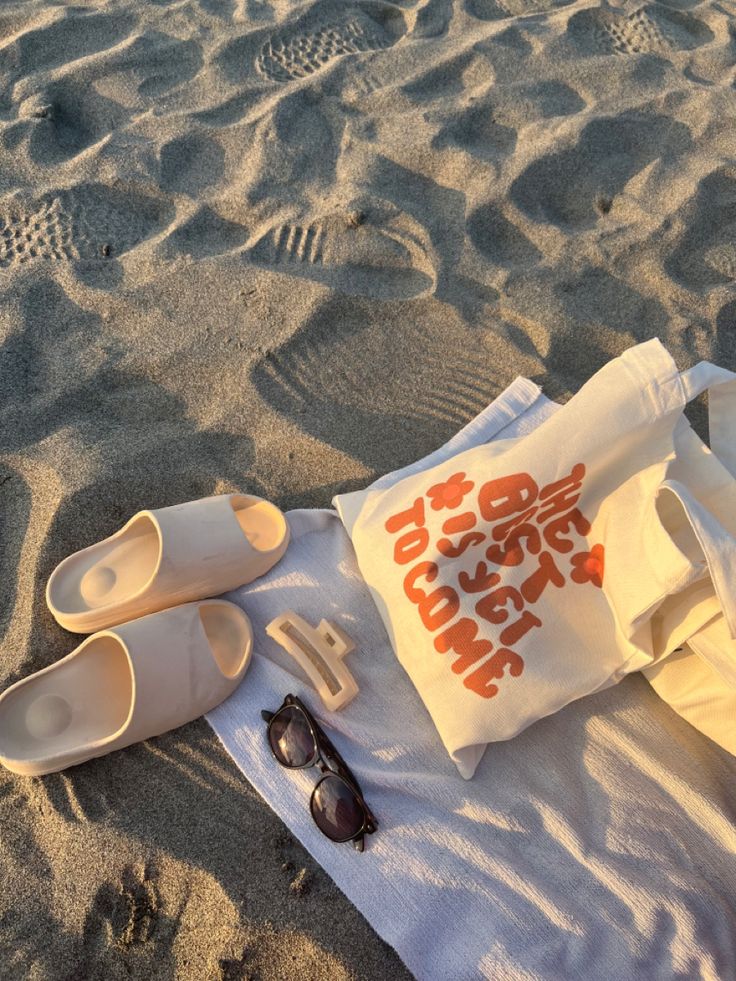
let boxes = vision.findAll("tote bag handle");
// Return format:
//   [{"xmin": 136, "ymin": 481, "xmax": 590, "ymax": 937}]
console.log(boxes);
[
  {"xmin": 664, "ymin": 361, "xmax": 736, "ymax": 638},
  {"xmin": 679, "ymin": 361, "xmax": 736, "ymax": 477}
]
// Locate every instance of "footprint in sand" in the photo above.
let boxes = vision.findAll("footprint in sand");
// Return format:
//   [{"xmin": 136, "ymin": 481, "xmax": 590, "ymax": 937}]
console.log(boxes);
[
  {"xmin": 594, "ymin": 7, "xmax": 670, "ymax": 54},
  {"xmin": 109, "ymin": 865, "xmax": 160, "ymax": 947},
  {"xmin": 256, "ymin": 6, "xmax": 406, "ymax": 83},
  {"xmin": 80, "ymin": 863, "xmax": 177, "ymax": 975},
  {"xmin": 0, "ymin": 199, "xmax": 75, "ymax": 267},
  {"xmin": 568, "ymin": 3, "xmax": 713, "ymax": 55},
  {"xmin": 0, "ymin": 184, "xmax": 172, "ymax": 268},
  {"xmin": 258, "ymin": 222, "xmax": 327, "ymax": 263},
  {"xmin": 248, "ymin": 207, "xmax": 435, "ymax": 298},
  {"xmin": 344, "ymin": 68, "xmax": 389, "ymax": 102}
]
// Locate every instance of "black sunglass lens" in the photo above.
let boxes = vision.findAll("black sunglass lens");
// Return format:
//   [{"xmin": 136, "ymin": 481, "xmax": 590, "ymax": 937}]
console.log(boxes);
[
  {"xmin": 311, "ymin": 774, "xmax": 365, "ymax": 842},
  {"xmin": 268, "ymin": 706, "xmax": 316, "ymax": 768}
]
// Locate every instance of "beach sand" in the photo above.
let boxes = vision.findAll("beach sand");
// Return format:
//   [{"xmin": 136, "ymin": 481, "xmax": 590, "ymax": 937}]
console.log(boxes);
[{"xmin": 0, "ymin": 0, "xmax": 734, "ymax": 974}]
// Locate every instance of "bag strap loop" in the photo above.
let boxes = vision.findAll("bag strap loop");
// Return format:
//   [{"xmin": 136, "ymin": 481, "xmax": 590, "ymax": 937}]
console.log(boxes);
[
  {"xmin": 679, "ymin": 361, "xmax": 736, "ymax": 478},
  {"xmin": 668, "ymin": 361, "xmax": 736, "ymax": 640}
]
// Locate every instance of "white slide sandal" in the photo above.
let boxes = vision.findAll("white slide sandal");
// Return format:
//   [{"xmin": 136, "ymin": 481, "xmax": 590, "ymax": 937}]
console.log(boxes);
[
  {"xmin": 46, "ymin": 494, "xmax": 289, "ymax": 633},
  {"xmin": 0, "ymin": 600, "xmax": 253, "ymax": 776}
]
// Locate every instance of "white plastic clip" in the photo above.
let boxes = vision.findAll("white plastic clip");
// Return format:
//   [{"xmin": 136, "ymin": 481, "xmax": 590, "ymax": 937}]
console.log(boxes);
[{"xmin": 265, "ymin": 611, "xmax": 359, "ymax": 712}]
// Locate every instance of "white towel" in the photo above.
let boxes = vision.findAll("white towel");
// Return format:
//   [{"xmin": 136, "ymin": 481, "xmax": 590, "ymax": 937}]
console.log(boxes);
[{"xmin": 208, "ymin": 379, "xmax": 736, "ymax": 980}]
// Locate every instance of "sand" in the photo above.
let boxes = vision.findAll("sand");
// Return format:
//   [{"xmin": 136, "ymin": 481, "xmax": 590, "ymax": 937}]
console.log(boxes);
[{"xmin": 0, "ymin": 0, "xmax": 734, "ymax": 974}]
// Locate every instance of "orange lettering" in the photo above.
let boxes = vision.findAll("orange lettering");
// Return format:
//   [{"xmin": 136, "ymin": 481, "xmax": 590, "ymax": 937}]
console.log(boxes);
[
  {"xmin": 519, "ymin": 551, "xmax": 565, "ymax": 603},
  {"xmin": 500, "ymin": 610, "xmax": 542, "ymax": 646},
  {"xmin": 478, "ymin": 472, "xmax": 538, "ymax": 523},
  {"xmin": 434, "ymin": 617, "xmax": 493, "ymax": 674},
  {"xmin": 394, "ymin": 527, "xmax": 430, "ymax": 565},
  {"xmin": 385, "ymin": 497, "xmax": 426, "ymax": 534},
  {"xmin": 491, "ymin": 506, "xmax": 540, "ymax": 542},
  {"xmin": 437, "ymin": 531, "xmax": 486, "ymax": 559},
  {"xmin": 537, "ymin": 464, "xmax": 585, "ymax": 523},
  {"xmin": 403, "ymin": 562, "xmax": 438, "ymax": 603},
  {"xmin": 458, "ymin": 561, "xmax": 500, "ymax": 594},
  {"xmin": 419, "ymin": 587, "xmax": 460, "ymax": 631},
  {"xmin": 543, "ymin": 507, "xmax": 591, "ymax": 554},
  {"xmin": 464, "ymin": 648, "xmax": 524, "ymax": 698},
  {"xmin": 475, "ymin": 586, "xmax": 523, "ymax": 625},
  {"xmin": 486, "ymin": 523, "xmax": 541, "ymax": 567}
]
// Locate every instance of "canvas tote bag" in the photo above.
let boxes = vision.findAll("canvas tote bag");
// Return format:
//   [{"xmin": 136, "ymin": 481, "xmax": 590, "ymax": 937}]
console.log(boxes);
[{"xmin": 334, "ymin": 340, "xmax": 736, "ymax": 777}]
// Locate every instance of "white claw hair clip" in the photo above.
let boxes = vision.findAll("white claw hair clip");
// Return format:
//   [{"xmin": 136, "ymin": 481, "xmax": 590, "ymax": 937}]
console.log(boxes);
[{"xmin": 265, "ymin": 611, "xmax": 359, "ymax": 712}]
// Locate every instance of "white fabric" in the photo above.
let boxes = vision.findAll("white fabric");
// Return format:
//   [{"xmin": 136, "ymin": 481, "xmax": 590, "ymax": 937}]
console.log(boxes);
[
  {"xmin": 207, "ymin": 378, "xmax": 736, "ymax": 980},
  {"xmin": 333, "ymin": 340, "xmax": 736, "ymax": 777}
]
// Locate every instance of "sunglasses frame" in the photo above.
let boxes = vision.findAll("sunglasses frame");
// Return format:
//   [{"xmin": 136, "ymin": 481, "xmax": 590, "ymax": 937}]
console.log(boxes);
[{"xmin": 261, "ymin": 694, "xmax": 378, "ymax": 852}]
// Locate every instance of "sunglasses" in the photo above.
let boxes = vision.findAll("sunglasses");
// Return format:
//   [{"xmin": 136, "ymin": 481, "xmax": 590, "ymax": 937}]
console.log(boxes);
[{"xmin": 261, "ymin": 694, "xmax": 377, "ymax": 852}]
